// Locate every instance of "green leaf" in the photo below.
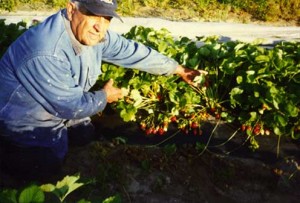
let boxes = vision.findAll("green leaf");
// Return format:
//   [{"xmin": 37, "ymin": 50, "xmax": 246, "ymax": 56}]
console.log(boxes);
[
  {"xmin": 41, "ymin": 175, "xmax": 85, "ymax": 203},
  {"xmin": 77, "ymin": 199, "xmax": 91, "ymax": 203},
  {"xmin": 249, "ymin": 112, "xmax": 258, "ymax": 122},
  {"xmin": 102, "ymin": 194, "xmax": 122, "ymax": 203},
  {"xmin": 285, "ymin": 102, "xmax": 298, "ymax": 117},
  {"xmin": 229, "ymin": 87, "xmax": 244, "ymax": 106},
  {"xmin": 274, "ymin": 114, "xmax": 288, "ymax": 127},
  {"xmin": 273, "ymin": 127, "xmax": 283, "ymax": 136},
  {"xmin": 254, "ymin": 91, "xmax": 260, "ymax": 97},
  {"xmin": 130, "ymin": 89, "xmax": 143, "ymax": 107},
  {"xmin": 193, "ymin": 74, "xmax": 206, "ymax": 86},
  {"xmin": 234, "ymin": 43, "xmax": 246, "ymax": 51},
  {"xmin": 120, "ymin": 106, "xmax": 137, "ymax": 122},
  {"xmin": 291, "ymin": 128, "xmax": 300, "ymax": 139},
  {"xmin": 40, "ymin": 184, "xmax": 55, "ymax": 192},
  {"xmin": 0, "ymin": 189, "xmax": 18, "ymax": 203},
  {"xmin": 236, "ymin": 76, "xmax": 243, "ymax": 84},
  {"xmin": 188, "ymin": 57, "xmax": 199, "ymax": 68},
  {"xmin": 158, "ymin": 41, "xmax": 168, "ymax": 53},
  {"xmin": 18, "ymin": 185, "xmax": 44, "ymax": 203},
  {"xmin": 255, "ymin": 55, "xmax": 269, "ymax": 63},
  {"xmin": 199, "ymin": 47, "xmax": 210, "ymax": 57}
]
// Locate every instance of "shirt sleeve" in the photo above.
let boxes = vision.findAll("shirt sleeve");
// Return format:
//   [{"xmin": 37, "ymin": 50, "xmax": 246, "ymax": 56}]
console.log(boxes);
[
  {"xmin": 101, "ymin": 30, "xmax": 178, "ymax": 76},
  {"xmin": 15, "ymin": 55, "xmax": 107, "ymax": 119}
]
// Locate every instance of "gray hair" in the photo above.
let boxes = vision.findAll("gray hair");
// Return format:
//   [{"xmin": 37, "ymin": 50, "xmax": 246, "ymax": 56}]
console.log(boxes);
[{"xmin": 71, "ymin": 0, "xmax": 88, "ymax": 13}]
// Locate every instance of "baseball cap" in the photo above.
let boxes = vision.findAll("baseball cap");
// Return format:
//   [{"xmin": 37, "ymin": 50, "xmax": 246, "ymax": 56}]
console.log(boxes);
[{"xmin": 76, "ymin": 0, "xmax": 123, "ymax": 22}]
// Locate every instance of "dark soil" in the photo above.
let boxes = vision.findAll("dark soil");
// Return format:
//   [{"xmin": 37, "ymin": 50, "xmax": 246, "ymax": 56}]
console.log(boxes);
[
  {"xmin": 65, "ymin": 112, "xmax": 299, "ymax": 203},
  {"xmin": 1, "ymin": 111, "xmax": 299, "ymax": 203}
]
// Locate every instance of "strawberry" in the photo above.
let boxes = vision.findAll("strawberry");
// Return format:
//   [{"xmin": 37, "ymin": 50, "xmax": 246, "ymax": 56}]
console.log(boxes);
[
  {"xmin": 157, "ymin": 94, "xmax": 163, "ymax": 101},
  {"xmin": 246, "ymin": 126, "xmax": 252, "ymax": 132},
  {"xmin": 158, "ymin": 128, "xmax": 164, "ymax": 135},
  {"xmin": 241, "ymin": 124, "xmax": 246, "ymax": 131},
  {"xmin": 170, "ymin": 116, "xmax": 177, "ymax": 123},
  {"xmin": 254, "ymin": 124, "xmax": 261, "ymax": 135},
  {"xmin": 145, "ymin": 128, "xmax": 152, "ymax": 135},
  {"xmin": 210, "ymin": 107, "xmax": 216, "ymax": 113},
  {"xmin": 140, "ymin": 123, "xmax": 146, "ymax": 131},
  {"xmin": 191, "ymin": 122, "xmax": 198, "ymax": 129}
]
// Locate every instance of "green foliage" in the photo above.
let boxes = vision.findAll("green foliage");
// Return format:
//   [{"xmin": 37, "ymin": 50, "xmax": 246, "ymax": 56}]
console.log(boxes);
[
  {"xmin": 0, "ymin": 0, "xmax": 18, "ymax": 11},
  {"xmin": 0, "ymin": 179, "xmax": 62, "ymax": 203},
  {"xmin": 0, "ymin": 19, "xmax": 28, "ymax": 57},
  {"xmin": 0, "ymin": 0, "xmax": 68, "ymax": 11},
  {"xmin": 40, "ymin": 175, "xmax": 85, "ymax": 202},
  {"xmin": 0, "ymin": 0, "xmax": 298, "ymax": 23},
  {"xmin": 0, "ymin": 175, "xmax": 120, "ymax": 203},
  {"xmin": 97, "ymin": 26, "xmax": 300, "ymax": 150},
  {"xmin": 117, "ymin": 0, "xmax": 135, "ymax": 15},
  {"xmin": 218, "ymin": 0, "xmax": 300, "ymax": 21},
  {"xmin": 48, "ymin": 0, "xmax": 69, "ymax": 8},
  {"xmin": 0, "ymin": 18, "xmax": 41, "ymax": 57}
]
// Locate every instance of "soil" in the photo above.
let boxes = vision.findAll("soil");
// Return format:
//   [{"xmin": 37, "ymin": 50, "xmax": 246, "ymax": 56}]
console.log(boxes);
[
  {"xmin": 63, "ymin": 114, "xmax": 299, "ymax": 203},
  {"xmin": 62, "ymin": 112, "xmax": 300, "ymax": 202},
  {"xmin": 1, "ymin": 114, "xmax": 299, "ymax": 199},
  {"xmin": 0, "ymin": 111, "xmax": 299, "ymax": 202}
]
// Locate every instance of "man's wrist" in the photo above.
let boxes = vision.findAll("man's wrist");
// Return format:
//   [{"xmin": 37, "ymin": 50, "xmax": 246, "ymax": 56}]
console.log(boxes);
[{"xmin": 174, "ymin": 65, "xmax": 185, "ymax": 76}]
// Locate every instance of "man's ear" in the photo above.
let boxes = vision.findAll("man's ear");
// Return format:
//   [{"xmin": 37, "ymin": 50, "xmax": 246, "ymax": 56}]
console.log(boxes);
[{"xmin": 66, "ymin": 2, "xmax": 76, "ymax": 21}]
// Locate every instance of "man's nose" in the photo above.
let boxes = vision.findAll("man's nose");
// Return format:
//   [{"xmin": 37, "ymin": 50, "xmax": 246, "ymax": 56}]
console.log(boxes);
[
  {"xmin": 94, "ymin": 18, "xmax": 109, "ymax": 33},
  {"xmin": 93, "ymin": 24, "xmax": 101, "ymax": 32}
]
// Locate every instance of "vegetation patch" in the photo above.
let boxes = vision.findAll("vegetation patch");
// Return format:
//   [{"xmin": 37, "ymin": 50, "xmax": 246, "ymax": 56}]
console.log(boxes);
[{"xmin": 0, "ymin": 0, "xmax": 299, "ymax": 25}]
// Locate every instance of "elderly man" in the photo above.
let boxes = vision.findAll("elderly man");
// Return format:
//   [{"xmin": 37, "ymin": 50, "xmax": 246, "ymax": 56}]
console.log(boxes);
[{"xmin": 0, "ymin": 0, "xmax": 206, "ymax": 180}]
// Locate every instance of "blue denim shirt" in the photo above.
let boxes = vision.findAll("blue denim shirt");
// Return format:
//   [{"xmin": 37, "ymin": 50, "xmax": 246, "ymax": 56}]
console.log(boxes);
[{"xmin": 0, "ymin": 10, "xmax": 178, "ymax": 157}]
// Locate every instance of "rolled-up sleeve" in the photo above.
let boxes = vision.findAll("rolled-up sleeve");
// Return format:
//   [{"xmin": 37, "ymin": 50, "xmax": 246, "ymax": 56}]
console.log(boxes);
[
  {"xmin": 16, "ymin": 55, "xmax": 107, "ymax": 119},
  {"xmin": 101, "ymin": 31, "xmax": 178, "ymax": 76}
]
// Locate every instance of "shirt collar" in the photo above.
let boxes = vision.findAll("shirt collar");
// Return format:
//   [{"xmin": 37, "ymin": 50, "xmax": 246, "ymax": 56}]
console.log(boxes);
[{"xmin": 62, "ymin": 9, "xmax": 87, "ymax": 55}]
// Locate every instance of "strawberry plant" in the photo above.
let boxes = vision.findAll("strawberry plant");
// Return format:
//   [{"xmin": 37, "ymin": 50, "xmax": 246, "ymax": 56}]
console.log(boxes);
[{"xmin": 98, "ymin": 26, "xmax": 299, "ymax": 150}]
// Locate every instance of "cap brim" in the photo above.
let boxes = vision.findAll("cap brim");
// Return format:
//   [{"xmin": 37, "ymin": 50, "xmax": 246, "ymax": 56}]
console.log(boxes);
[{"xmin": 83, "ymin": 4, "xmax": 123, "ymax": 23}]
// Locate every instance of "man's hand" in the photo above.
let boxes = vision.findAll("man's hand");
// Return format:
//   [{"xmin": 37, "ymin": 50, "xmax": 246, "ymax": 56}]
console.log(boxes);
[
  {"xmin": 103, "ymin": 79, "xmax": 128, "ymax": 103},
  {"xmin": 174, "ymin": 65, "xmax": 208, "ymax": 86}
]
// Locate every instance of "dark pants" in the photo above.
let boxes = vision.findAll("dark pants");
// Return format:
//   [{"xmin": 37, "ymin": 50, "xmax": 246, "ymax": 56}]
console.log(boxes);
[
  {"xmin": 0, "ymin": 118, "xmax": 95, "ymax": 182},
  {"xmin": 0, "ymin": 141, "xmax": 63, "ymax": 182}
]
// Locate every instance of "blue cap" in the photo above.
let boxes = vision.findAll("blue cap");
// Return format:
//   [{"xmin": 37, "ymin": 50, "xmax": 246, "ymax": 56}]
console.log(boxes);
[{"xmin": 76, "ymin": 0, "xmax": 123, "ymax": 22}]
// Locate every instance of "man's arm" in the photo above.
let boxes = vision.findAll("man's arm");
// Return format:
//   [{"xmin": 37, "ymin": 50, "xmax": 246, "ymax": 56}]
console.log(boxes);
[{"xmin": 101, "ymin": 31, "xmax": 178, "ymax": 76}]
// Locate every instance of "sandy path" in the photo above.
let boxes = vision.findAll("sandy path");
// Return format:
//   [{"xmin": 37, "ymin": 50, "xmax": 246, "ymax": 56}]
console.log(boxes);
[{"xmin": 1, "ymin": 11, "xmax": 300, "ymax": 44}]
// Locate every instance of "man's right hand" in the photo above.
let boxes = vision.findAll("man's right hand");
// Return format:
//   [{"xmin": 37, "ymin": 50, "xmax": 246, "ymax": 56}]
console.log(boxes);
[{"xmin": 103, "ymin": 79, "xmax": 128, "ymax": 103}]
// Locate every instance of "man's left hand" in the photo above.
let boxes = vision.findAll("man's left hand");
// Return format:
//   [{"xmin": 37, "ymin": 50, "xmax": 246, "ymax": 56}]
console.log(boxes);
[{"xmin": 175, "ymin": 65, "xmax": 208, "ymax": 86}]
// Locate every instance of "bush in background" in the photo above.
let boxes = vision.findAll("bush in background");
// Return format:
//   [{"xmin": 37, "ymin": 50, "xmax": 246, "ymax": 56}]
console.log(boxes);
[{"xmin": 0, "ymin": 0, "xmax": 299, "ymax": 24}]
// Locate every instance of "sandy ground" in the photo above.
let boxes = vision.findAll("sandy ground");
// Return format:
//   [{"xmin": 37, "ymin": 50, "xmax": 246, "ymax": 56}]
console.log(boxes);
[{"xmin": 1, "ymin": 10, "xmax": 300, "ymax": 44}]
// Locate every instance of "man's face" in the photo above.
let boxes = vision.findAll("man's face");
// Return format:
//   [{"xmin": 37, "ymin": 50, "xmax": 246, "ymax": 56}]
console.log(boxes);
[{"xmin": 66, "ymin": 2, "xmax": 111, "ymax": 46}]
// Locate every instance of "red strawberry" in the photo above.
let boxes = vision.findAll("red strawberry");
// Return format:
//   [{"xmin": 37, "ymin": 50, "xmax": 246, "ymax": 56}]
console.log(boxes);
[
  {"xmin": 191, "ymin": 122, "xmax": 198, "ymax": 129},
  {"xmin": 170, "ymin": 116, "xmax": 177, "ymax": 123},
  {"xmin": 241, "ymin": 124, "xmax": 246, "ymax": 131},
  {"xmin": 158, "ymin": 128, "xmax": 164, "ymax": 135}
]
